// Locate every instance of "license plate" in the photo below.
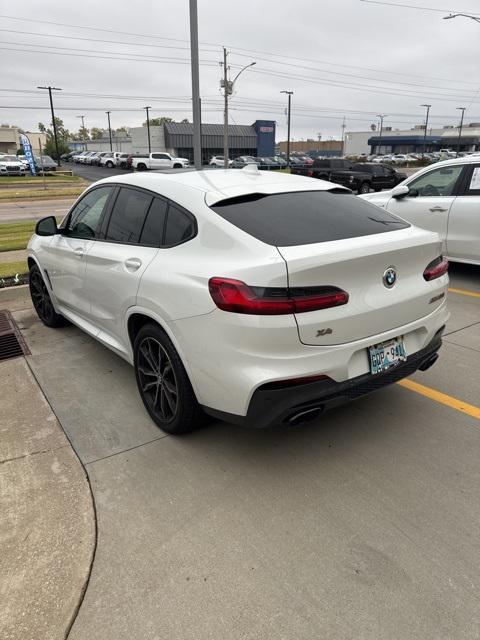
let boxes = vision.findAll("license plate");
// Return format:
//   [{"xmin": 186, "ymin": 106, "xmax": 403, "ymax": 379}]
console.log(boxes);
[{"xmin": 369, "ymin": 336, "xmax": 407, "ymax": 375}]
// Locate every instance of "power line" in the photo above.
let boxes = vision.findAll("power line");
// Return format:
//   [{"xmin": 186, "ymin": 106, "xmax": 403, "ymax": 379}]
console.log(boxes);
[
  {"xmin": 0, "ymin": 46, "xmax": 219, "ymax": 66},
  {"xmin": 359, "ymin": 0, "xmax": 480, "ymax": 15},
  {"xmin": 0, "ymin": 28, "xmax": 218, "ymax": 54},
  {"xmin": 1, "ymin": 12, "xmax": 475, "ymax": 88},
  {"xmin": 240, "ymin": 66, "xmax": 480, "ymax": 103},
  {"xmin": 228, "ymin": 52, "xmax": 476, "ymax": 93}
]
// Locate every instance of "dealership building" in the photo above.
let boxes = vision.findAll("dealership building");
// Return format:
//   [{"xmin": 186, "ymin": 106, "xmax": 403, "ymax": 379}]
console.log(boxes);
[
  {"xmin": 344, "ymin": 123, "xmax": 480, "ymax": 156},
  {"xmin": 73, "ymin": 120, "xmax": 276, "ymax": 164}
]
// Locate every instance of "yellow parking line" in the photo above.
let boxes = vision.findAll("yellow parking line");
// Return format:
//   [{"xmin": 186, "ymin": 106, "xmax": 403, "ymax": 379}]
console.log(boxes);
[
  {"xmin": 448, "ymin": 287, "xmax": 480, "ymax": 299},
  {"xmin": 397, "ymin": 379, "xmax": 480, "ymax": 420}
]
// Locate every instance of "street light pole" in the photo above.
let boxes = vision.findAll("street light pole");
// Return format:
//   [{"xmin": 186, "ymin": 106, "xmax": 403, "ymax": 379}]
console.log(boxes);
[
  {"xmin": 37, "ymin": 85, "xmax": 62, "ymax": 165},
  {"xmin": 444, "ymin": 13, "xmax": 480, "ymax": 23},
  {"xmin": 144, "ymin": 106, "xmax": 151, "ymax": 154},
  {"xmin": 281, "ymin": 91, "xmax": 293, "ymax": 168},
  {"xmin": 105, "ymin": 111, "xmax": 113, "ymax": 152},
  {"xmin": 376, "ymin": 114, "xmax": 385, "ymax": 155},
  {"xmin": 189, "ymin": 0, "xmax": 202, "ymax": 169},
  {"xmin": 420, "ymin": 104, "xmax": 431, "ymax": 158},
  {"xmin": 456, "ymin": 107, "xmax": 466, "ymax": 157}
]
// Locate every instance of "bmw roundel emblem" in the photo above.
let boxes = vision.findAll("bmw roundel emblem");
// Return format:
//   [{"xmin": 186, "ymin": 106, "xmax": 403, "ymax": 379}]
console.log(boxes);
[{"xmin": 383, "ymin": 267, "xmax": 397, "ymax": 288}]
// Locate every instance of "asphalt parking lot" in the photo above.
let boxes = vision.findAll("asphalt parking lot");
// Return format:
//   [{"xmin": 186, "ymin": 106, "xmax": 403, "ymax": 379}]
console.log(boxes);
[{"xmin": 7, "ymin": 261, "xmax": 479, "ymax": 640}]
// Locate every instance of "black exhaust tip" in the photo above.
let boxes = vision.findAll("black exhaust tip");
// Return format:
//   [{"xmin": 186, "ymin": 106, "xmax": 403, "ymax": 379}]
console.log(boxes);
[{"xmin": 287, "ymin": 406, "xmax": 323, "ymax": 427}]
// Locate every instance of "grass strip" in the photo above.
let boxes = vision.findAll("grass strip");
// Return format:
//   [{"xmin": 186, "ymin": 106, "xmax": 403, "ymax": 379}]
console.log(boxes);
[
  {"xmin": 0, "ymin": 259, "xmax": 28, "ymax": 279},
  {"xmin": 0, "ymin": 175, "xmax": 83, "ymax": 184},
  {"xmin": 0, "ymin": 187, "xmax": 83, "ymax": 200}
]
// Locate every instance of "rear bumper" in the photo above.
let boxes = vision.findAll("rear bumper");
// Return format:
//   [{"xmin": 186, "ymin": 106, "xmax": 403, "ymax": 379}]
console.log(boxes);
[{"xmin": 202, "ymin": 327, "xmax": 444, "ymax": 429}]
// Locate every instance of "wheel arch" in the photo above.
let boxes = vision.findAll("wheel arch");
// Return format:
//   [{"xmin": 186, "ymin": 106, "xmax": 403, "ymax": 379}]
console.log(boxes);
[{"xmin": 126, "ymin": 309, "xmax": 201, "ymax": 401}]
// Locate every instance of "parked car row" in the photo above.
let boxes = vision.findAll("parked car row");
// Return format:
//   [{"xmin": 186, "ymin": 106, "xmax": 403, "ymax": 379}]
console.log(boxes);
[
  {"xmin": 0, "ymin": 153, "xmax": 57, "ymax": 175},
  {"xmin": 290, "ymin": 157, "xmax": 406, "ymax": 193},
  {"xmin": 226, "ymin": 155, "xmax": 312, "ymax": 169}
]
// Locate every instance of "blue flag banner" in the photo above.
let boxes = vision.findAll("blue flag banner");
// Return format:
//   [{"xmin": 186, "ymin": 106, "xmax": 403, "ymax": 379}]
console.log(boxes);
[{"xmin": 19, "ymin": 133, "xmax": 36, "ymax": 176}]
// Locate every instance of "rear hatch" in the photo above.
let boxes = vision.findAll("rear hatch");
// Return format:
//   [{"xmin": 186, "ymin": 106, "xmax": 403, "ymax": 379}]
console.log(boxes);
[
  {"xmin": 208, "ymin": 189, "xmax": 446, "ymax": 346},
  {"xmin": 278, "ymin": 227, "xmax": 445, "ymax": 346}
]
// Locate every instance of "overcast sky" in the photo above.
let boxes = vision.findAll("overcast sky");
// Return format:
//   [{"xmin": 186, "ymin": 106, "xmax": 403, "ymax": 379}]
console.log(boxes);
[{"xmin": 1, "ymin": 0, "xmax": 479, "ymax": 141}]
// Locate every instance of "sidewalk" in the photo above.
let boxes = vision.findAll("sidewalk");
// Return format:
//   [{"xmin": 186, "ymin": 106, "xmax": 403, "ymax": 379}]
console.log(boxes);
[{"xmin": 0, "ymin": 287, "xmax": 95, "ymax": 640}]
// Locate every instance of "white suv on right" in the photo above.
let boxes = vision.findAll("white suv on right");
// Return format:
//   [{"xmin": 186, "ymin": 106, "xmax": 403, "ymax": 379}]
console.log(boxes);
[{"xmin": 361, "ymin": 155, "xmax": 480, "ymax": 265}]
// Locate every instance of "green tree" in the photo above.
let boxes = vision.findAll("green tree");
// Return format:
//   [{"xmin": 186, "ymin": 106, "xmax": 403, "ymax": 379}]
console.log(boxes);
[
  {"xmin": 143, "ymin": 116, "xmax": 174, "ymax": 127},
  {"xmin": 90, "ymin": 127, "xmax": 104, "ymax": 140},
  {"xmin": 115, "ymin": 126, "xmax": 129, "ymax": 136},
  {"xmin": 38, "ymin": 118, "xmax": 71, "ymax": 159}
]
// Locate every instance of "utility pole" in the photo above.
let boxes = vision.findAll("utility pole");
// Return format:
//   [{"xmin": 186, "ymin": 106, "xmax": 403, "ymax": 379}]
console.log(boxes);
[
  {"xmin": 189, "ymin": 0, "xmax": 202, "ymax": 169},
  {"xmin": 222, "ymin": 47, "xmax": 229, "ymax": 169},
  {"xmin": 220, "ymin": 53, "xmax": 256, "ymax": 169},
  {"xmin": 420, "ymin": 104, "xmax": 431, "ymax": 158},
  {"xmin": 376, "ymin": 114, "xmax": 385, "ymax": 155},
  {"xmin": 281, "ymin": 91, "xmax": 293, "ymax": 167},
  {"xmin": 37, "ymin": 85, "xmax": 62, "ymax": 165},
  {"xmin": 105, "ymin": 111, "xmax": 113, "ymax": 152},
  {"xmin": 77, "ymin": 115, "xmax": 87, "ymax": 150},
  {"xmin": 144, "ymin": 106, "xmax": 151, "ymax": 154},
  {"xmin": 456, "ymin": 107, "xmax": 466, "ymax": 156},
  {"xmin": 341, "ymin": 116, "xmax": 346, "ymax": 154}
]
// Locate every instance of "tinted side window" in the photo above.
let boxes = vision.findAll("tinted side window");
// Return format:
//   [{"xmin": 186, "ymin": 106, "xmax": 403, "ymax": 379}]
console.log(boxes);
[
  {"xmin": 66, "ymin": 187, "xmax": 112, "ymax": 239},
  {"xmin": 140, "ymin": 197, "xmax": 168, "ymax": 247},
  {"xmin": 210, "ymin": 191, "xmax": 409, "ymax": 247},
  {"xmin": 164, "ymin": 204, "xmax": 195, "ymax": 246},
  {"xmin": 105, "ymin": 188, "xmax": 153, "ymax": 244}
]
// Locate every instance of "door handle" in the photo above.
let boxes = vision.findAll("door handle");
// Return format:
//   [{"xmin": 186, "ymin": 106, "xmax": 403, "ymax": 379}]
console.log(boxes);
[
  {"xmin": 124, "ymin": 257, "xmax": 142, "ymax": 271},
  {"xmin": 429, "ymin": 206, "xmax": 448, "ymax": 212},
  {"xmin": 74, "ymin": 247, "xmax": 85, "ymax": 258}
]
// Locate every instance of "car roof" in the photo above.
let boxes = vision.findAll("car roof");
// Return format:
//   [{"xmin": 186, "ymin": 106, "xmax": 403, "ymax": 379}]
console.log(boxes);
[{"xmin": 94, "ymin": 167, "xmax": 350, "ymax": 207}]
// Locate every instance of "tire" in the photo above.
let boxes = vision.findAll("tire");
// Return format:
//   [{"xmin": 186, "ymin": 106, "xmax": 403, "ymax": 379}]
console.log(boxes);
[
  {"xmin": 106, "ymin": 161, "xmax": 114, "ymax": 168},
  {"xmin": 29, "ymin": 264, "xmax": 67, "ymax": 328},
  {"xmin": 173, "ymin": 163, "xmax": 182, "ymax": 169},
  {"xmin": 137, "ymin": 163, "xmax": 147, "ymax": 171},
  {"xmin": 358, "ymin": 182, "xmax": 370, "ymax": 194},
  {"xmin": 374, "ymin": 187, "xmax": 382, "ymax": 192},
  {"xmin": 318, "ymin": 174, "xmax": 329, "ymax": 181},
  {"xmin": 134, "ymin": 323, "xmax": 205, "ymax": 434}
]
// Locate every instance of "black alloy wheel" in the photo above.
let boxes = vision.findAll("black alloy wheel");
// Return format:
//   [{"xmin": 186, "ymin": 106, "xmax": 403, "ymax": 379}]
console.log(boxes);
[
  {"xmin": 29, "ymin": 264, "xmax": 66, "ymax": 328},
  {"xmin": 134, "ymin": 324, "xmax": 205, "ymax": 434},
  {"xmin": 137, "ymin": 337, "xmax": 179, "ymax": 423}
]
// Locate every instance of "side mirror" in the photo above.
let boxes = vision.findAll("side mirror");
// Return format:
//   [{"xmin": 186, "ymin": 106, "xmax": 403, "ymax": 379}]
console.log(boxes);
[
  {"xmin": 391, "ymin": 185, "xmax": 410, "ymax": 199},
  {"xmin": 35, "ymin": 216, "xmax": 58, "ymax": 237}
]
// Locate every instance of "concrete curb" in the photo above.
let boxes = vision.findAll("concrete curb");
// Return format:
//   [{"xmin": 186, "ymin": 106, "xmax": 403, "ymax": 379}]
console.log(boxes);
[{"xmin": 0, "ymin": 288, "xmax": 96, "ymax": 640}]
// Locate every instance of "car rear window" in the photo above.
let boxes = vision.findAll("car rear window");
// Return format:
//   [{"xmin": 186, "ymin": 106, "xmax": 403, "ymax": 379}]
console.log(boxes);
[{"xmin": 210, "ymin": 190, "xmax": 409, "ymax": 246}]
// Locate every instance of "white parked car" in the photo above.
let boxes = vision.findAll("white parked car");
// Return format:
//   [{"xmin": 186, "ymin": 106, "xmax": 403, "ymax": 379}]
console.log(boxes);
[
  {"xmin": 130, "ymin": 152, "xmax": 189, "ymax": 171},
  {"xmin": 209, "ymin": 156, "xmax": 232, "ymax": 167},
  {"xmin": 28, "ymin": 168, "xmax": 448, "ymax": 433},
  {"xmin": 360, "ymin": 156, "xmax": 480, "ymax": 265},
  {"xmin": 99, "ymin": 152, "xmax": 123, "ymax": 168},
  {"xmin": 0, "ymin": 155, "xmax": 25, "ymax": 176}
]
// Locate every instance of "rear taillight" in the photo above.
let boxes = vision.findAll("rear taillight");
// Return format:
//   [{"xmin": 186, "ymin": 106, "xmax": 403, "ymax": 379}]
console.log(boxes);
[
  {"xmin": 423, "ymin": 256, "xmax": 449, "ymax": 281},
  {"xmin": 208, "ymin": 278, "xmax": 349, "ymax": 315}
]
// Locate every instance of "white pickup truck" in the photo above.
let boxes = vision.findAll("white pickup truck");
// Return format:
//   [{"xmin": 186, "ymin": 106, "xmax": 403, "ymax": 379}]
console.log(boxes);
[{"xmin": 129, "ymin": 152, "xmax": 189, "ymax": 171}]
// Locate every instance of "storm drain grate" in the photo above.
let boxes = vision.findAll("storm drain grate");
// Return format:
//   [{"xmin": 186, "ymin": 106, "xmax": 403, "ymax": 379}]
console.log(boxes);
[{"xmin": 0, "ymin": 310, "xmax": 30, "ymax": 361}]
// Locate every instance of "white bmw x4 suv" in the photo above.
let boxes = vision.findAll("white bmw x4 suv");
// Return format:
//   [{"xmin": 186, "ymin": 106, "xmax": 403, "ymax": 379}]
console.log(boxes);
[{"xmin": 28, "ymin": 168, "xmax": 449, "ymax": 434}]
